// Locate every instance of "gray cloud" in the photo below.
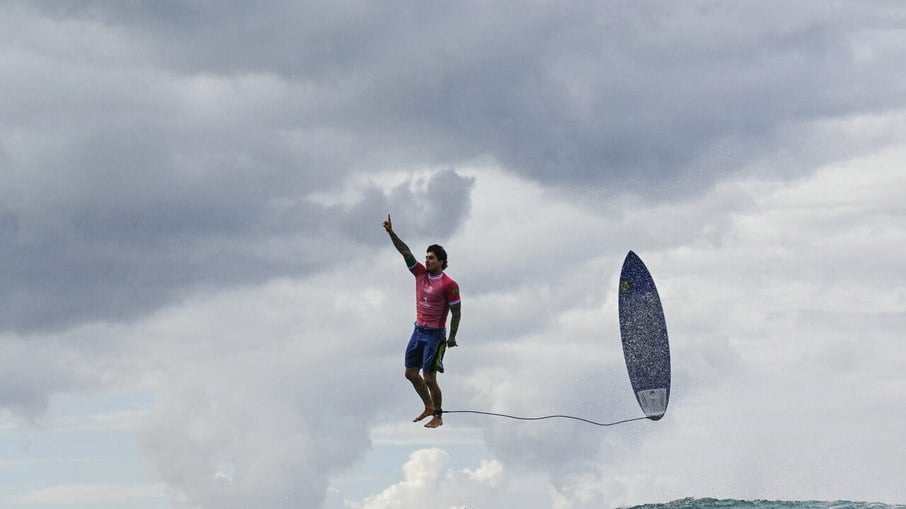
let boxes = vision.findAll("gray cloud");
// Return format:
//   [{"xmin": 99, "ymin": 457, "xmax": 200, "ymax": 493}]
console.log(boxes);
[
  {"xmin": 4, "ymin": 2, "xmax": 905, "ymax": 333},
  {"xmin": 0, "ymin": 328, "xmax": 110, "ymax": 417},
  {"xmin": 2, "ymin": 129, "xmax": 472, "ymax": 332},
  {"xmin": 21, "ymin": 2, "xmax": 906, "ymax": 191}
]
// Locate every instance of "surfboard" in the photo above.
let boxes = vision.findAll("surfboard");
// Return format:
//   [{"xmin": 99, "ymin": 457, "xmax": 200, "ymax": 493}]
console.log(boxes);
[{"xmin": 618, "ymin": 251, "xmax": 671, "ymax": 420}]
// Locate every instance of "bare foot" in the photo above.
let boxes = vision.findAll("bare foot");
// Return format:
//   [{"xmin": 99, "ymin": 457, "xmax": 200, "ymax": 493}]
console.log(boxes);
[
  {"xmin": 413, "ymin": 408, "xmax": 434, "ymax": 422},
  {"xmin": 424, "ymin": 416, "xmax": 444, "ymax": 429}
]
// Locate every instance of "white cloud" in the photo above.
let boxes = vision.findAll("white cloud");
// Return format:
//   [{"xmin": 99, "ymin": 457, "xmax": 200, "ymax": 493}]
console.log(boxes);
[
  {"xmin": 126, "ymin": 274, "xmax": 404, "ymax": 509},
  {"xmin": 335, "ymin": 448, "xmax": 506, "ymax": 509},
  {"xmin": 4, "ymin": 143, "xmax": 905, "ymax": 508},
  {"xmin": 337, "ymin": 135, "xmax": 906, "ymax": 508}
]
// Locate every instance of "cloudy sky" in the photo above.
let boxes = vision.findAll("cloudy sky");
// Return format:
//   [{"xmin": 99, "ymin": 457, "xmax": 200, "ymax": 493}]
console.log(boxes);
[{"xmin": 2, "ymin": 1, "xmax": 905, "ymax": 508}]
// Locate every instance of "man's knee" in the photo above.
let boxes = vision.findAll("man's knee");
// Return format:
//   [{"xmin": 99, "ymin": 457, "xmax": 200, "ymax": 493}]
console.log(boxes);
[
  {"xmin": 405, "ymin": 368, "xmax": 421, "ymax": 382},
  {"xmin": 423, "ymin": 371, "xmax": 437, "ymax": 386}
]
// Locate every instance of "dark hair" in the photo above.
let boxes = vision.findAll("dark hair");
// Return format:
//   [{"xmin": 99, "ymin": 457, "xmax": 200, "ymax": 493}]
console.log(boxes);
[{"xmin": 427, "ymin": 244, "xmax": 448, "ymax": 270}]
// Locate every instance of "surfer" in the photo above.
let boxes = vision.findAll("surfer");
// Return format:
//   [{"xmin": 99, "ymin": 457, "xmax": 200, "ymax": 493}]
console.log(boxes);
[{"xmin": 383, "ymin": 214, "xmax": 461, "ymax": 429}]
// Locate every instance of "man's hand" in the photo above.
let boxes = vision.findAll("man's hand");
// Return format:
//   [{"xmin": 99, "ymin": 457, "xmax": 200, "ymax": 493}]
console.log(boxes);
[
  {"xmin": 447, "ymin": 338, "xmax": 458, "ymax": 348},
  {"xmin": 384, "ymin": 214, "xmax": 415, "ymax": 265}
]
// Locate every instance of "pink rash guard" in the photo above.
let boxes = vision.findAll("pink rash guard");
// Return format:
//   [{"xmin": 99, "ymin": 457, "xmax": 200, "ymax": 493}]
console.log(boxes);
[{"xmin": 409, "ymin": 261, "xmax": 460, "ymax": 330}]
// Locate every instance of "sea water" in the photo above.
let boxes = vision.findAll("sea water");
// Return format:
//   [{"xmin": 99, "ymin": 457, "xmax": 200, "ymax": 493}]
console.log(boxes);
[{"xmin": 629, "ymin": 499, "xmax": 906, "ymax": 509}]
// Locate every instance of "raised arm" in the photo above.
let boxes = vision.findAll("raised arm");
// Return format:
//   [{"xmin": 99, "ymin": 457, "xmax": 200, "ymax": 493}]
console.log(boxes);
[{"xmin": 383, "ymin": 214, "xmax": 417, "ymax": 267}]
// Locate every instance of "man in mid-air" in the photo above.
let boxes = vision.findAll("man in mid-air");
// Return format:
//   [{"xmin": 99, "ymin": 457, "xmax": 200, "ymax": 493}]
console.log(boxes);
[{"xmin": 383, "ymin": 215, "xmax": 461, "ymax": 429}]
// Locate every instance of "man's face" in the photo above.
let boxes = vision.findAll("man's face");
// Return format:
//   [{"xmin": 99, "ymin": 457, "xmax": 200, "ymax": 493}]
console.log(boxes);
[{"xmin": 425, "ymin": 251, "xmax": 442, "ymax": 274}]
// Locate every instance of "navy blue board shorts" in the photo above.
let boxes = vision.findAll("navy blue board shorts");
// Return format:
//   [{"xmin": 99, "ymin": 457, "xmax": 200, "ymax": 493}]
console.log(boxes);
[{"xmin": 405, "ymin": 324, "xmax": 447, "ymax": 373}]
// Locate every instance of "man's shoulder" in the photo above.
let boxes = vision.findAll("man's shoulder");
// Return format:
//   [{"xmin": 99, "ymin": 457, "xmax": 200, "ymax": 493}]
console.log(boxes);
[{"xmin": 442, "ymin": 274, "xmax": 460, "ymax": 302}]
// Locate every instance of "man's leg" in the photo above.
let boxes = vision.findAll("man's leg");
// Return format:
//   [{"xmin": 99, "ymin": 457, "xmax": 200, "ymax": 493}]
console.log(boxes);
[
  {"xmin": 405, "ymin": 367, "xmax": 434, "ymax": 422},
  {"xmin": 423, "ymin": 371, "xmax": 443, "ymax": 428}
]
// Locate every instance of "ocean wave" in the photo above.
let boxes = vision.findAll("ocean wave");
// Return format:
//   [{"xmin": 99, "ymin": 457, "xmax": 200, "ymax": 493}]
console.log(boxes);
[{"xmin": 629, "ymin": 498, "xmax": 906, "ymax": 509}]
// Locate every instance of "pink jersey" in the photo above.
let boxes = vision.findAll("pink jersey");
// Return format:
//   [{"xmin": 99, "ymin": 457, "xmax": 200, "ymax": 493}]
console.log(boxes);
[{"xmin": 409, "ymin": 261, "xmax": 460, "ymax": 329}]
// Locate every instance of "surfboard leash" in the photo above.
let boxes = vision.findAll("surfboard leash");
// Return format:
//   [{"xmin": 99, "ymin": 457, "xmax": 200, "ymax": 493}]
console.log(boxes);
[{"xmin": 438, "ymin": 409, "xmax": 651, "ymax": 427}]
